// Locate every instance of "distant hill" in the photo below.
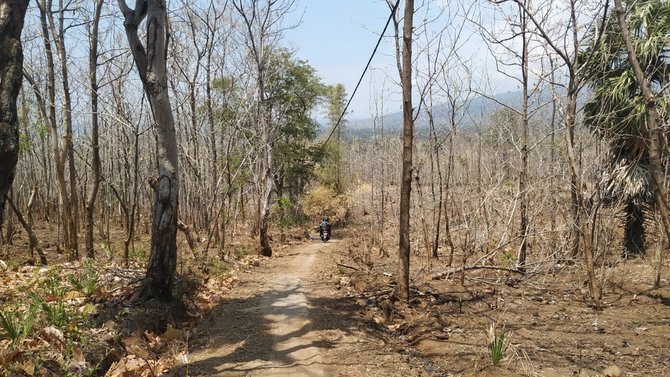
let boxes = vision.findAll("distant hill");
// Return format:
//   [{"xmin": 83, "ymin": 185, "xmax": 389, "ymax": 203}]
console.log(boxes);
[{"xmin": 337, "ymin": 89, "xmax": 564, "ymax": 139}]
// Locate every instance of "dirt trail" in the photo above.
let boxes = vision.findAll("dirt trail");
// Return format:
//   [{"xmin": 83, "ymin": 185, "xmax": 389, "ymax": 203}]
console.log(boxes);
[{"xmin": 184, "ymin": 240, "xmax": 334, "ymax": 376}]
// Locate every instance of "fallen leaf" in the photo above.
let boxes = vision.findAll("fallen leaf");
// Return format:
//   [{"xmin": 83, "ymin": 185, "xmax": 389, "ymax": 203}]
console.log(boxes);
[
  {"xmin": 79, "ymin": 303, "xmax": 97, "ymax": 316},
  {"xmin": 162, "ymin": 324, "xmax": 183, "ymax": 341},
  {"xmin": 18, "ymin": 360, "xmax": 35, "ymax": 375},
  {"xmin": 144, "ymin": 330, "xmax": 158, "ymax": 345},
  {"xmin": 64, "ymin": 290, "xmax": 85, "ymax": 301},
  {"xmin": 40, "ymin": 326, "xmax": 65, "ymax": 345}
]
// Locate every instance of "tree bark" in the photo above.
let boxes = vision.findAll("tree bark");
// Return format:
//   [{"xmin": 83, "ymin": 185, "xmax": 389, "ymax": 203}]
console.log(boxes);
[
  {"xmin": 119, "ymin": 0, "xmax": 179, "ymax": 301},
  {"xmin": 45, "ymin": 0, "xmax": 79, "ymax": 257},
  {"xmin": 623, "ymin": 201, "xmax": 645, "ymax": 257},
  {"xmin": 515, "ymin": 0, "xmax": 530, "ymax": 271},
  {"xmin": 397, "ymin": 0, "xmax": 414, "ymax": 301},
  {"xmin": 0, "ymin": 0, "xmax": 29, "ymax": 227},
  {"xmin": 85, "ymin": 0, "xmax": 105, "ymax": 259}
]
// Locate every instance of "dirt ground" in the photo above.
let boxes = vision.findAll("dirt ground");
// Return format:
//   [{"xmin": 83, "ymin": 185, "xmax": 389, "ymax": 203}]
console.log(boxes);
[
  {"xmin": 176, "ymin": 230, "xmax": 670, "ymax": 377},
  {"xmin": 2, "ymin": 224, "xmax": 669, "ymax": 376}
]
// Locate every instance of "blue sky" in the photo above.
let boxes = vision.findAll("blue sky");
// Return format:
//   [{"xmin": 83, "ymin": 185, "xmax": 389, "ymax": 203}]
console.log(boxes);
[
  {"xmin": 282, "ymin": 0, "xmax": 533, "ymax": 122},
  {"xmin": 285, "ymin": 0, "xmax": 401, "ymax": 119}
]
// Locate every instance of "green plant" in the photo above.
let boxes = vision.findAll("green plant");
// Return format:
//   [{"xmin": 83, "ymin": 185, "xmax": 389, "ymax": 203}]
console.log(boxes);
[
  {"xmin": 100, "ymin": 241, "xmax": 114, "ymax": 260},
  {"xmin": 42, "ymin": 269, "xmax": 67, "ymax": 300},
  {"xmin": 130, "ymin": 245, "xmax": 149, "ymax": 261},
  {"xmin": 486, "ymin": 323, "xmax": 507, "ymax": 365},
  {"xmin": 68, "ymin": 260, "xmax": 98, "ymax": 297},
  {"xmin": 0, "ymin": 305, "xmax": 37, "ymax": 347},
  {"xmin": 234, "ymin": 245, "xmax": 249, "ymax": 258},
  {"xmin": 501, "ymin": 250, "xmax": 515, "ymax": 268},
  {"xmin": 206, "ymin": 257, "xmax": 229, "ymax": 276},
  {"xmin": 31, "ymin": 292, "xmax": 70, "ymax": 329}
]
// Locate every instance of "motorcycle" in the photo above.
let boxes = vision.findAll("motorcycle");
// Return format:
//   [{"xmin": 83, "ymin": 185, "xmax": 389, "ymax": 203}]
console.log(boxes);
[{"xmin": 320, "ymin": 227, "xmax": 331, "ymax": 242}]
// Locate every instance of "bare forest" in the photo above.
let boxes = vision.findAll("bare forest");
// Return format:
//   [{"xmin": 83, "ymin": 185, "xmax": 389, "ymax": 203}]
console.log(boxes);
[{"xmin": 0, "ymin": 0, "xmax": 669, "ymax": 376}]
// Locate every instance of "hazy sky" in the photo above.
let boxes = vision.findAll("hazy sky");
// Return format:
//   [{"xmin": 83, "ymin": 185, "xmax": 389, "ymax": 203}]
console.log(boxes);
[{"xmin": 285, "ymin": 1, "xmax": 402, "ymax": 120}]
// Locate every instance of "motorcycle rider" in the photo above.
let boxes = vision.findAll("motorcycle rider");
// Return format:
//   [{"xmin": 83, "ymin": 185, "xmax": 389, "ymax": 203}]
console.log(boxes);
[{"xmin": 319, "ymin": 216, "xmax": 331, "ymax": 235}]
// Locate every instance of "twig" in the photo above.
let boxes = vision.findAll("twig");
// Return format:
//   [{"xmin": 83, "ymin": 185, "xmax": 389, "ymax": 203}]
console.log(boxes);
[
  {"xmin": 337, "ymin": 262, "xmax": 359, "ymax": 271},
  {"xmin": 432, "ymin": 265, "xmax": 525, "ymax": 280}
]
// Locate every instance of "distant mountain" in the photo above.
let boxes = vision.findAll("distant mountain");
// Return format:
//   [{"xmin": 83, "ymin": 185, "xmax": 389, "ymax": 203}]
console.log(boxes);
[{"xmin": 340, "ymin": 89, "xmax": 561, "ymax": 138}]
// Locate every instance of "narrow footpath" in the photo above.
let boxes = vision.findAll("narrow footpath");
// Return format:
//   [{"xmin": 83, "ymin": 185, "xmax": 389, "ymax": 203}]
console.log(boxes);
[
  {"xmin": 182, "ymin": 238, "xmax": 423, "ymax": 377},
  {"xmin": 184, "ymin": 241, "xmax": 333, "ymax": 376}
]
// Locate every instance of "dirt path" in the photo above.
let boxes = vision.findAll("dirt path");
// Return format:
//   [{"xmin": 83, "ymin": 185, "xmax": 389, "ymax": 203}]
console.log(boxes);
[
  {"xmin": 183, "ymin": 240, "xmax": 334, "ymax": 376},
  {"xmin": 181, "ymin": 238, "xmax": 424, "ymax": 377}
]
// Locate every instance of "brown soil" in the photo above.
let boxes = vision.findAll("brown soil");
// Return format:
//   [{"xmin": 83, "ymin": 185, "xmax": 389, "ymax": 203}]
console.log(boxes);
[{"xmin": 178, "ymin": 232, "xmax": 670, "ymax": 377}]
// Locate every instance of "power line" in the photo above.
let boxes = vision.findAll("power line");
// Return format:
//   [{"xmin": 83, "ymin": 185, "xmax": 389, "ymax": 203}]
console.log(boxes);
[{"xmin": 320, "ymin": 0, "xmax": 400, "ymax": 150}]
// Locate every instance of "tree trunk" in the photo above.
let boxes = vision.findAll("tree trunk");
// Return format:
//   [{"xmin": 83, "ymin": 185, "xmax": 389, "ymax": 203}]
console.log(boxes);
[
  {"xmin": 623, "ymin": 201, "xmax": 645, "ymax": 257},
  {"xmin": 397, "ymin": 0, "xmax": 414, "ymax": 301},
  {"xmin": 36, "ymin": 0, "xmax": 72, "ymax": 255},
  {"xmin": 516, "ymin": 1, "xmax": 530, "ymax": 271},
  {"xmin": 85, "ymin": 0, "xmax": 105, "ymax": 259},
  {"xmin": 6, "ymin": 195, "xmax": 47, "ymax": 265},
  {"xmin": 0, "ymin": 0, "xmax": 29, "ymax": 227},
  {"xmin": 259, "ymin": 120, "xmax": 274, "ymax": 257},
  {"xmin": 119, "ymin": 0, "xmax": 179, "ymax": 301},
  {"xmin": 45, "ymin": 0, "xmax": 79, "ymax": 257}
]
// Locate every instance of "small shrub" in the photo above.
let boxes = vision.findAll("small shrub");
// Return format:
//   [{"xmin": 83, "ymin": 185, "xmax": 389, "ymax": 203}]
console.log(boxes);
[
  {"xmin": 68, "ymin": 259, "xmax": 99, "ymax": 297},
  {"xmin": 31, "ymin": 292, "xmax": 71, "ymax": 329},
  {"xmin": 486, "ymin": 322, "xmax": 507, "ymax": 365},
  {"xmin": 235, "ymin": 245, "xmax": 249, "ymax": 258},
  {"xmin": 100, "ymin": 241, "xmax": 114, "ymax": 259},
  {"xmin": 42, "ymin": 269, "xmax": 67, "ymax": 300},
  {"xmin": 0, "ymin": 304, "xmax": 37, "ymax": 347},
  {"xmin": 130, "ymin": 245, "xmax": 149, "ymax": 261}
]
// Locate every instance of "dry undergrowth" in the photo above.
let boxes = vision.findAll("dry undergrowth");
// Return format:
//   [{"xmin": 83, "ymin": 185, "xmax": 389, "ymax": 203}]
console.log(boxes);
[
  {"xmin": 331, "ymin": 230, "xmax": 670, "ymax": 376},
  {"xmin": 0, "ymin": 242, "xmax": 269, "ymax": 377}
]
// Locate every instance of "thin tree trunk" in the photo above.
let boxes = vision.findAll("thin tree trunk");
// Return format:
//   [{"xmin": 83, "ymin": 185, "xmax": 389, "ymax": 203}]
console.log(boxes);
[
  {"xmin": 37, "ymin": 1, "xmax": 72, "ymax": 254},
  {"xmin": 85, "ymin": 0, "xmax": 105, "ymax": 259},
  {"xmin": 516, "ymin": 1, "xmax": 530, "ymax": 271},
  {"xmin": 46, "ymin": 0, "xmax": 79, "ymax": 258},
  {"xmin": 397, "ymin": 0, "xmax": 414, "ymax": 301},
  {"xmin": 6, "ymin": 195, "xmax": 47, "ymax": 265}
]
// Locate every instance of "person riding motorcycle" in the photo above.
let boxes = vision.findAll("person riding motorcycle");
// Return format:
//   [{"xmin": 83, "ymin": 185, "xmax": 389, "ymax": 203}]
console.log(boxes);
[
  {"xmin": 319, "ymin": 217, "xmax": 331, "ymax": 233},
  {"xmin": 319, "ymin": 216, "xmax": 331, "ymax": 241}
]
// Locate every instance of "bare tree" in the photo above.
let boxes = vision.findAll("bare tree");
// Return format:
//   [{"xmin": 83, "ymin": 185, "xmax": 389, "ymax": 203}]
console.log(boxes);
[
  {"xmin": 43, "ymin": 0, "xmax": 80, "ymax": 257},
  {"xmin": 85, "ymin": 0, "xmax": 105, "ymax": 258},
  {"xmin": 118, "ymin": 0, "xmax": 179, "ymax": 301},
  {"xmin": 395, "ymin": 0, "xmax": 415, "ymax": 301},
  {"xmin": 510, "ymin": 0, "xmax": 609, "ymax": 307},
  {"xmin": 232, "ymin": 0, "xmax": 296, "ymax": 257}
]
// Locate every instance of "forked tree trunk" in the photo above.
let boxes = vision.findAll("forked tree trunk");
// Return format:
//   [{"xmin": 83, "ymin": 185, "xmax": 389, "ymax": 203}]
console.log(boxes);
[
  {"xmin": 36, "ymin": 0, "xmax": 73, "ymax": 255},
  {"xmin": 119, "ymin": 0, "xmax": 179, "ymax": 301},
  {"xmin": 44, "ymin": 0, "xmax": 79, "ymax": 257},
  {"xmin": 0, "ymin": 0, "xmax": 29, "ymax": 227}
]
